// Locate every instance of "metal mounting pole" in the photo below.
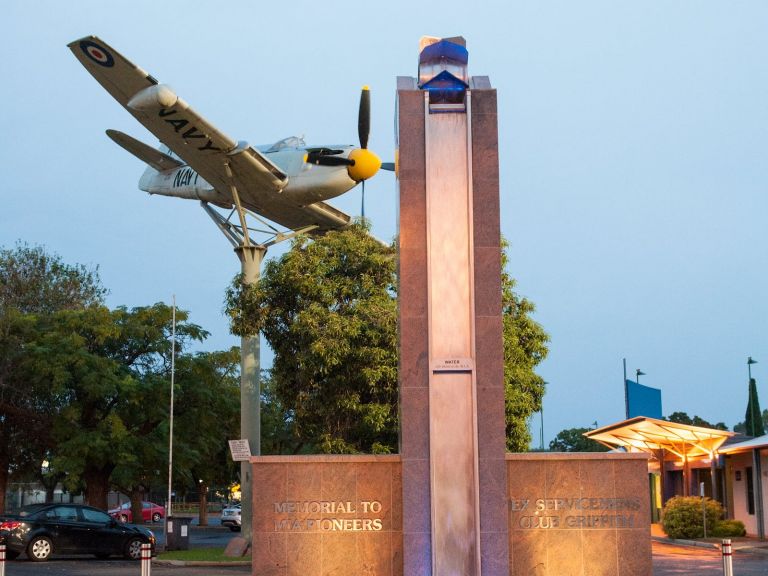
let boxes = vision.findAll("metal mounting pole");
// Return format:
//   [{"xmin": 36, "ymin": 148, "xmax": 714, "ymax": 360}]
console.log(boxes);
[
  {"xmin": 235, "ymin": 244, "xmax": 265, "ymax": 544},
  {"xmin": 199, "ymin": 199, "xmax": 312, "ymax": 546}
]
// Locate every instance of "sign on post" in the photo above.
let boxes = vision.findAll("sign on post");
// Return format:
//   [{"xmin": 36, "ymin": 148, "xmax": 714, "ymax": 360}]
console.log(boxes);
[{"xmin": 228, "ymin": 439, "xmax": 252, "ymax": 462}]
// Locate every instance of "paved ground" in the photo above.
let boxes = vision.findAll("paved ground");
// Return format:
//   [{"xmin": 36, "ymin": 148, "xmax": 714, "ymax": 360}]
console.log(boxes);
[
  {"xmin": 653, "ymin": 540, "xmax": 768, "ymax": 575},
  {"xmin": 2, "ymin": 559, "xmax": 250, "ymax": 575},
  {"xmin": 7, "ymin": 521, "xmax": 768, "ymax": 575},
  {"xmin": 8, "ymin": 545, "xmax": 768, "ymax": 576}
]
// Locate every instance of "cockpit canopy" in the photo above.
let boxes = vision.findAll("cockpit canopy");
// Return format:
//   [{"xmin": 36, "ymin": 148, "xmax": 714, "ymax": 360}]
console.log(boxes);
[{"xmin": 266, "ymin": 136, "xmax": 306, "ymax": 152}]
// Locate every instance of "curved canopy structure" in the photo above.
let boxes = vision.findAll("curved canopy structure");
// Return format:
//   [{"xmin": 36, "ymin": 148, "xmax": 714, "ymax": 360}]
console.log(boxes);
[{"xmin": 585, "ymin": 416, "xmax": 734, "ymax": 460}]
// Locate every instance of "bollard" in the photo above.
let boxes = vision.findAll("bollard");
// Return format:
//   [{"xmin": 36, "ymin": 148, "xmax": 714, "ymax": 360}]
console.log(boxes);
[
  {"xmin": 721, "ymin": 539, "xmax": 733, "ymax": 576},
  {"xmin": 140, "ymin": 543, "xmax": 152, "ymax": 576},
  {"xmin": 0, "ymin": 544, "xmax": 5, "ymax": 576}
]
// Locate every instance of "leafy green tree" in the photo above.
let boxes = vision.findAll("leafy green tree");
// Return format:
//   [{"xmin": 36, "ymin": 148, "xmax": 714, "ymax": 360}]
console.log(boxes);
[
  {"xmin": 0, "ymin": 243, "xmax": 106, "ymax": 512},
  {"xmin": 0, "ymin": 242, "xmax": 106, "ymax": 314},
  {"xmin": 227, "ymin": 223, "xmax": 398, "ymax": 454},
  {"xmin": 502, "ymin": 240, "xmax": 549, "ymax": 451},
  {"xmin": 260, "ymin": 372, "xmax": 309, "ymax": 455},
  {"xmin": 734, "ymin": 409, "xmax": 768, "ymax": 435},
  {"xmin": 666, "ymin": 411, "xmax": 729, "ymax": 431},
  {"xmin": 744, "ymin": 379, "xmax": 765, "ymax": 437},
  {"xmin": 549, "ymin": 427, "xmax": 610, "ymax": 452},
  {"xmin": 171, "ymin": 349, "xmax": 240, "ymax": 526},
  {"xmin": 226, "ymin": 224, "xmax": 550, "ymax": 454},
  {"xmin": 25, "ymin": 304, "xmax": 207, "ymax": 509}
]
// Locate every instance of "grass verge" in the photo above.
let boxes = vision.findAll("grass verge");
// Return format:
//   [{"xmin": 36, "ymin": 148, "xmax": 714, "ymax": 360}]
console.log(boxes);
[{"xmin": 157, "ymin": 547, "xmax": 251, "ymax": 562}]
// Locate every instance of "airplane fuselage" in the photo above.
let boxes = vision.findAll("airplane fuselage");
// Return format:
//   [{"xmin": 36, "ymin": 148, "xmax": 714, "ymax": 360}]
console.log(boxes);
[{"xmin": 139, "ymin": 143, "xmax": 360, "ymax": 210}]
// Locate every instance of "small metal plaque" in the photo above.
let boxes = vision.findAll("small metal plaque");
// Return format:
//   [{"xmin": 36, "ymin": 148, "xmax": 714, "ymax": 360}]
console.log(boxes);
[
  {"xmin": 228, "ymin": 439, "xmax": 252, "ymax": 461},
  {"xmin": 431, "ymin": 357, "xmax": 474, "ymax": 372}
]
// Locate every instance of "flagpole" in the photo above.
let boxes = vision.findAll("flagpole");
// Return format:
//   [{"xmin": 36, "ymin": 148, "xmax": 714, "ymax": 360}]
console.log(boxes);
[
  {"xmin": 167, "ymin": 296, "xmax": 176, "ymax": 524},
  {"xmin": 623, "ymin": 358, "xmax": 628, "ymax": 419}
]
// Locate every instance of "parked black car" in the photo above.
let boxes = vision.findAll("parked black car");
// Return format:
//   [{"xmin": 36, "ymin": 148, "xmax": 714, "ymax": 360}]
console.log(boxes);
[{"xmin": 0, "ymin": 503, "xmax": 156, "ymax": 561}]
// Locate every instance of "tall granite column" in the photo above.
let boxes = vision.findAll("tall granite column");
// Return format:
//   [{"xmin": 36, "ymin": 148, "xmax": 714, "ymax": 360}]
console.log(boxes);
[{"xmin": 397, "ymin": 66, "xmax": 509, "ymax": 574}]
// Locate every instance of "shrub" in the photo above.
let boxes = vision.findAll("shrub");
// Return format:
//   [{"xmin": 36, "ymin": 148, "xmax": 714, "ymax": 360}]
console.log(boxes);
[
  {"xmin": 662, "ymin": 496, "xmax": 723, "ymax": 539},
  {"xmin": 712, "ymin": 519, "xmax": 746, "ymax": 537}
]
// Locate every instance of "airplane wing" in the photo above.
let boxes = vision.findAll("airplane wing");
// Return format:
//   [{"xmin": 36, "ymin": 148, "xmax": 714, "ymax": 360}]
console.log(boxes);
[
  {"xmin": 68, "ymin": 37, "xmax": 291, "ymax": 210},
  {"xmin": 106, "ymin": 129, "xmax": 183, "ymax": 172}
]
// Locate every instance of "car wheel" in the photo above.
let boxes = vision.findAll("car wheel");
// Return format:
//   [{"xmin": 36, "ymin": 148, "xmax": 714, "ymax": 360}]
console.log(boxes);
[
  {"xmin": 120, "ymin": 514, "xmax": 129, "ymax": 523},
  {"xmin": 124, "ymin": 537, "xmax": 144, "ymax": 560},
  {"xmin": 152, "ymin": 512, "xmax": 161, "ymax": 522},
  {"xmin": 27, "ymin": 536, "xmax": 53, "ymax": 562},
  {"xmin": 229, "ymin": 525, "xmax": 241, "ymax": 532}
]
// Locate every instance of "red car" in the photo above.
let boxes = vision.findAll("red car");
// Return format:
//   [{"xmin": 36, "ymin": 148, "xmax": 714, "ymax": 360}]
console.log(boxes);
[{"xmin": 108, "ymin": 501, "xmax": 164, "ymax": 523}]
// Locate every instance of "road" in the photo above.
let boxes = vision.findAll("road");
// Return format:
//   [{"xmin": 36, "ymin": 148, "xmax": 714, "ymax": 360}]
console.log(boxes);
[
  {"xmin": 653, "ymin": 541, "xmax": 768, "ymax": 575},
  {"xmin": 2, "ymin": 559, "xmax": 250, "ymax": 575},
  {"xmin": 6, "ymin": 537, "xmax": 768, "ymax": 574},
  {"xmin": 1, "ymin": 522, "xmax": 248, "ymax": 576}
]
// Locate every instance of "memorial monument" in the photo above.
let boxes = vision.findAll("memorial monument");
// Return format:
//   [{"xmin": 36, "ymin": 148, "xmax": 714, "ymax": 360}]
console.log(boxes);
[{"xmin": 250, "ymin": 37, "xmax": 652, "ymax": 576}]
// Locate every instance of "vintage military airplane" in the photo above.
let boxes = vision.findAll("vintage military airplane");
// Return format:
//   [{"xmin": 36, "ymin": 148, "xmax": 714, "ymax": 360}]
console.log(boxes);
[{"xmin": 69, "ymin": 36, "xmax": 390, "ymax": 234}]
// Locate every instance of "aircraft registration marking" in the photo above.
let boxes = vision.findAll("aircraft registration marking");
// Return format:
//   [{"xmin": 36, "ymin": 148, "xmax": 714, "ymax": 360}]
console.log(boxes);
[
  {"xmin": 79, "ymin": 40, "xmax": 114, "ymax": 68},
  {"xmin": 173, "ymin": 168, "xmax": 199, "ymax": 188},
  {"xmin": 158, "ymin": 109, "xmax": 222, "ymax": 152}
]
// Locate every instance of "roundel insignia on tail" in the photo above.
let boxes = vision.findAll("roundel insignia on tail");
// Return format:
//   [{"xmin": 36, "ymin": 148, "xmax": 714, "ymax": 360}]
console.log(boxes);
[{"xmin": 80, "ymin": 40, "xmax": 114, "ymax": 67}]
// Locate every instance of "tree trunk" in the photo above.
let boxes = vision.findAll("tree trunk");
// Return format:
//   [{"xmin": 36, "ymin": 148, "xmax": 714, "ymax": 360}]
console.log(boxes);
[
  {"xmin": 40, "ymin": 472, "xmax": 64, "ymax": 503},
  {"xmin": 198, "ymin": 482, "xmax": 209, "ymax": 526},
  {"xmin": 0, "ymin": 449, "xmax": 8, "ymax": 513},
  {"xmin": 130, "ymin": 488, "xmax": 145, "ymax": 524},
  {"xmin": 83, "ymin": 463, "xmax": 114, "ymax": 510}
]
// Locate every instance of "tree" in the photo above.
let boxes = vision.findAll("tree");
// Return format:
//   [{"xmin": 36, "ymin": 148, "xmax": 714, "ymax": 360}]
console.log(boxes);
[
  {"xmin": 170, "ymin": 349, "xmax": 240, "ymax": 526},
  {"xmin": 734, "ymin": 409, "xmax": 768, "ymax": 435},
  {"xmin": 0, "ymin": 242, "xmax": 106, "ymax": 314},
  {"xmin": 23, "ymin": 303, "xmax": 208, "ymax": 509},
  {"xmin": 260, "ymin": 372, "xmax": 309, "ymax": 455},
  {"xmin": 666, "ymin": 411, "xmax": 729, "ymax": 431},
  {"xmin": 502, "ymin": 239, "xmax": 549, "ymax": 451},
  {"xmin": 227, "ymin": 223, "xmax": 398, "ymax": 454},
  {"xmin": 744, "ymin": 379, "xmax": 765, "ymax": 437},
  {"xmin": 549, "ymin": 427, "xmax": 610, "ymax": 452},
  {"xmin": 226, "ymin": 224, "xmax": 550, "ymax": 454},
  {"xmin": 0, "ymin": 243, "xmax": 106, "ymax": 512}
]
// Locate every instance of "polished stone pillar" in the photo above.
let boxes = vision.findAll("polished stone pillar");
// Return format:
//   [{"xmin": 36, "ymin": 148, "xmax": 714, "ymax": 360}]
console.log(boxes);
[{"xmin": 397, "ymin": 75, "xmax": 508, "ymax": 576}]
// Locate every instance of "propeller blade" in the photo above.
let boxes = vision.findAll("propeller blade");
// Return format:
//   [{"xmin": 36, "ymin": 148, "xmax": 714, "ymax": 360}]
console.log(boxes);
[
  {"xmin": 358, "ymin": 86, "xmax": 371, "ymax": 150},
  {"xmin": 361, "ymin": 180, "xmax": 366, "ymax": 219},
  {"xmin": 380, "ymin": 162, "xmax": 396, "ymax": 172}
]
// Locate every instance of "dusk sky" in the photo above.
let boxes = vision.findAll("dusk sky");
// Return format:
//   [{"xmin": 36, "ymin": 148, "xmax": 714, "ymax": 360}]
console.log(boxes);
[{"xmin": 3, "ymin": 1, "xmax": 768, "ymax": 445}]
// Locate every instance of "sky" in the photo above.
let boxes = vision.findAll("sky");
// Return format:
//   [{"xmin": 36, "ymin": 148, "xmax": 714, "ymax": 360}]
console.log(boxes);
[{"xmin": 3, "ymin": 1, "xmax": 768, "ymax": 446}]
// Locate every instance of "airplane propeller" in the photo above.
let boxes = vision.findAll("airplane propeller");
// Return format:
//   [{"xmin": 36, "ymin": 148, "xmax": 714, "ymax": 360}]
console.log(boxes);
[
  {"xmin": 347, "ymin": 86, "xmax": 381, "ymax": 183},
  {"xmin": 303, "ymin": 87, "xmax": 396, "ymax": 218},
  {"xmin": 307, "ymin": 87, "xmax": 382, "ymax": 180}
]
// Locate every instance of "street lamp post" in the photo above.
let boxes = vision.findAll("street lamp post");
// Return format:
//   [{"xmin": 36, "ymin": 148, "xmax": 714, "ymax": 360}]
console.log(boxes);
[
  {"xmin": 636, "ymin": 369, "xmax": 646, "ymax": 384},
  {"xmin": 748, "ymin": 356, "xmax": 757, "ymax": 381}
]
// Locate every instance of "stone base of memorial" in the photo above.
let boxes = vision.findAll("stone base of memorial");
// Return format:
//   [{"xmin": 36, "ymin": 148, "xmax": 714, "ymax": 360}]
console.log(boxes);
[
  {"xmin": 507, "ymin": 452, "xmax": 652, "ymax": 576},
  {"xmin": 250, "ymin": 455, "xmax": 403, "ymax": 576}
]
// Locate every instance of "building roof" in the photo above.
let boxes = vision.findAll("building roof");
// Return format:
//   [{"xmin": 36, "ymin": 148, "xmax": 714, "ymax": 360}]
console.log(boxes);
[
  {"xmin": 584, "ymin": 416, "xmax": 734, "ymax": 459},
  {"xmin": 718, "ymin": 434, "xmax": 768, "ymax": 454}
]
